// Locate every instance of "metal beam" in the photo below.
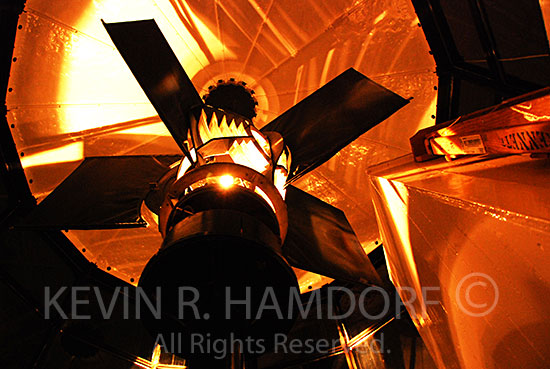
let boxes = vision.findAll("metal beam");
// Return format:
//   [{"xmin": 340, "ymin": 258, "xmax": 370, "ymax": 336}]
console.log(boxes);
[
  {"xmin": 466, "ymin": 0, "xmax": 507, "ymax": 85},
  {"xmin": 411, "ymin": 0, "xmax": 462, "ymax": 70},
  {"xmin": 412, "ymin": 0, "xmax": 545, "ymax": 122}
]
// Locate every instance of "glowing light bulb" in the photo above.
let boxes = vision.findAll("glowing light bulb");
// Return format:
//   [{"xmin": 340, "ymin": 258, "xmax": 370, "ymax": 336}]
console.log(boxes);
[{"xmin": 219, "ymin": 174, "xmax": 234, "ymax": 189}]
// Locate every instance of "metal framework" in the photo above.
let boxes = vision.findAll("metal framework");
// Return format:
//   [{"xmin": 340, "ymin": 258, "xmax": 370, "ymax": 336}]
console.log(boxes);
[
  {"xmin": 0, "ymin": 0, "xmax": 33, "ymax": 223},
  {"xmin": 412, "ymin": 0, "xmax": 547, "ymax": 123}
]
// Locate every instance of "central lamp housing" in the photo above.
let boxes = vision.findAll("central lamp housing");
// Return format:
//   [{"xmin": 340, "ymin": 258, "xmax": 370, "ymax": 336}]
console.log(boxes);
[{"xmin": 139, "ymin": 105, "xmax": 298, "ymax": 359}]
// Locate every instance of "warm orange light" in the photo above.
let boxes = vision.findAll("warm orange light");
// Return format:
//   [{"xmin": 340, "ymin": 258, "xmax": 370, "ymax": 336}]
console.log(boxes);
[
  {"xmin": 375, "ymin": 177, "xmax": 431, "ymax": 327},
  {"xmin": 254, "ymin": 186, "xmax": 276, "ymax": 212},
  {"xmin": 55, "ymin": 0, "xmax": 237, "ymax": 134},
  {"xmin": 133, "ymin": 343, "xmax": 187, "ymax": 368},
  {"xmin": 293, "ymin": 267, "xmax": 334, "ymax": 293},
  {"xmin": 151, "ymin": 344, "xmax": 161, "ymax": 368},
  {"xmin": 176, "ymin": 149, "xmax": 196, "ymax": 180},
  {"xmin": 20, "ymin": 142, "xmax": 84, "ymax": 169},
  {"xmin": 219, "ymin": 174, "xmax": 234, "ymax": 189},
  {"xmin": 273, "ymin": 167, "xmax": 287, "ymax": 198},
  {"xmin": 228, "ymin": 139, "xmax": 270, "ymax": 174},
  {"xmin": 196, "ymin": 109, "xmax": 271, "ymax": 174}
]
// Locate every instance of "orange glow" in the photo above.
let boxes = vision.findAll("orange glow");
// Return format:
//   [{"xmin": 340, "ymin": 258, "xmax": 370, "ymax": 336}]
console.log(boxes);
[
  {"xmin": 319, "ymin": 48, "xmax": 335, "ymax": 87},
  {"xmin": 510, "ymin": 105, "xmax": 550, "ymax": 122},
  {"xmin": 133, "ymin": 343, "xmax": 186, "ymax": 368},
  {"xmin": 250, "ymin": 126, "xmax": 271, "ymax": 155},
  {"xmin": 273, "ymin": 167, "xmax": 287, "ymax": 198},
  {"xmin": 375, "ymin": 177, "xmax": 431, "ymax": 327},
  {"xmin": 151, "ymin": 344, "xmax": 161, "ymax": 368},
  {"xmin": 181, "ymin": 173, "xmax": 279, "ymax": 215},
  {"xmin": 277, "ymin": 148, "xmax": 290, "ymax": 170},
  {"xmin": 10, "ymin": 0, "xmax": 440, "ymax": 331},
  {"xmin": 273, "ymin": 148, "xmax": 290, "ymax": 198},
  {"xmin": 198, "ymin": 110, "xmax": 248, "ymax": 143},
  {"xmin": 374, "ymin": 11, "xmax": 388, "ymax": 25},
  {"xmin": 293, "ymin": 267, "xmax": 334, "ymax": 293},
  {"xmin": 119, "ymin": 121, "xmax": 169, "ymax": 136},
  {"xmin": 218, "ymin": 174, "xmax": 234, "ymax": 188},
  {"xmin": 378, "ymin": 180, "xmax": 410, "ymax": 252},
  {"xmin": 348, "ymin": 317, "xmax": 395, "ymax": 348},
  {"xmin": 254, "ymin": 186, "xmax": 276, "ymax": 212},
  {"xmin": 228, "ymin": 139, "xmax": 270, "ymax": 174},
  {"xmin": 58, "ymin": 0, "xmax": 235, "ymax": 133},
  {"xmin": 176, "ymin": 149, "xmax": 195, "ymax": 180},
  {"xmin": 247, "ymin": 0, "xmax": 297, "ymax": 57},
  {"xmin": 540, "ymin": 0, "xmax": 550, "ymax": 42},
  {"xmin": 20, "ymin": 142, "xmax": 84, "ymax": 169},
  {"xmin": 132, "ymin": 360, "xmax": 151, "ymax": 369},
  {"xmin": 196, "ymin": 109, "xmax": 271, "ymax": 174},
  {"xmin": 337, "ymin": 318, "xmax": 357, "ymax": 369}
]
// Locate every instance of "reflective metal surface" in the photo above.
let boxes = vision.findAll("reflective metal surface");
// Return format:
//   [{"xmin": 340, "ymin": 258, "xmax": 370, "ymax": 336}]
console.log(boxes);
[
  {"xmin": 543, "ymin": 0, "xmax": 550, "ymax": 37},
  {"xmin": 7, "ymin": 0, "xmax": 436, "ymax": 286},
  {"xmin": 370, "ymin": 154, "xmax": 550, "ymax": 368}
]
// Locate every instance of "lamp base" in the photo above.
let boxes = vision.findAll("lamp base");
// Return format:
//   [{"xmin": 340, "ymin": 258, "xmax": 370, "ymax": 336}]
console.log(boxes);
[{"xmin": 139, "ymin": 209, "xmax": 299, "ymax": 358}]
